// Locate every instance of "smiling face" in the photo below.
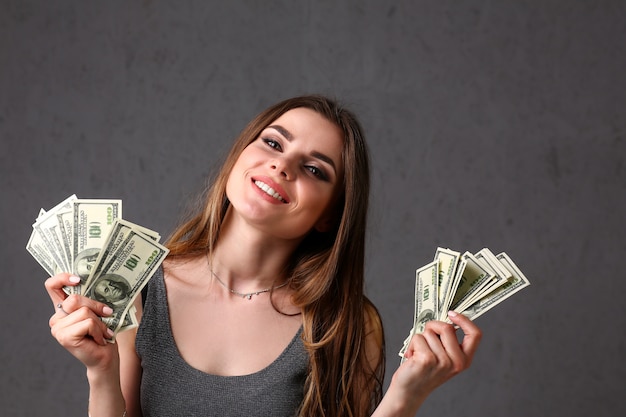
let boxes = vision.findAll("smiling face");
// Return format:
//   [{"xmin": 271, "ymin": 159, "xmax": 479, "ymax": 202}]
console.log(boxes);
[{"xmin": 225, "ymin": 107, "xmax": 344, "ymax": 242}]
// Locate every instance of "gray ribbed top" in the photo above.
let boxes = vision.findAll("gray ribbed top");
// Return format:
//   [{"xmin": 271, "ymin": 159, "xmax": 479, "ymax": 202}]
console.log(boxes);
[{"xmin": 136, "ymin": 268, "xmax": 308, "ymax": 417}]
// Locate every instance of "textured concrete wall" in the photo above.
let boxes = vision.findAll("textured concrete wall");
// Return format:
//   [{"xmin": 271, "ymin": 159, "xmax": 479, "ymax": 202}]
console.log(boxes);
[{"xmin": 1, "ymin": 1, "xmax": 625, "ymax": 416}]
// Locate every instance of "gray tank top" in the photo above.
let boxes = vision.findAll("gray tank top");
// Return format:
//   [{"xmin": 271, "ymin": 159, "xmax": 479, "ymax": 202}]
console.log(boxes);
[{"xmin": 136, "ymin": 268, "xmax": 309, "ymax": 417}]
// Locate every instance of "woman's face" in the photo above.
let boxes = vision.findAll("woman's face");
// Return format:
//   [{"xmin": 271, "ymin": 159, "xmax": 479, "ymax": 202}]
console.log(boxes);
[{"xmin": 226, "ymin": 107, "xmax": 344, "ymax": 242}]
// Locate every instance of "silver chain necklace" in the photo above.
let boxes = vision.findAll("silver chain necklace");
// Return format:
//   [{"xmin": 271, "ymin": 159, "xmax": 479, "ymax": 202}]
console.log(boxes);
[{"xmin": 209, "ymin": 268, "xmax": 288, "ymax": 300}]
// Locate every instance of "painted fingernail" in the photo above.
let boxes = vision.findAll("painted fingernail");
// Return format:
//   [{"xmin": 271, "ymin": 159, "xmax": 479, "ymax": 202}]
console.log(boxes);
[
  {"xmin": 69, "ymin": 275, "xmax": 81, "ymax": 283},
  {"xmin": 103, "ymin": 306, "xmax": 114, "ymax": 315}
]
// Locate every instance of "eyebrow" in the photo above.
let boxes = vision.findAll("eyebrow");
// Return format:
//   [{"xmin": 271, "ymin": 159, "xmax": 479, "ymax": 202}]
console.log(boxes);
[
  {"xmin": 268, "ymin": 124, "xmax": 293, "ymax": 141},
  {"xmin": 267, "ymin": 124, "xmax": 338, "ymax": 172}
]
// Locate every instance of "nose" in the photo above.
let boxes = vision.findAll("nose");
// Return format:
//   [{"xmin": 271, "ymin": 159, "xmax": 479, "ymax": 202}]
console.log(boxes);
[{"xmin": 270, "ymin": 157, "xmax": 293, "ymax": 180}]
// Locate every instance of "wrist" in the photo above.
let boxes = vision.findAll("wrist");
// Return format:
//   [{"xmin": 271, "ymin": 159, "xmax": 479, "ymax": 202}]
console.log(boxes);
[
  {"xmin": 86, "ymin": 366, "xmax": 120, "ymax": 386},
  {"xmin": 85, "ymin": 347, "xmax": 121, "ymax": 384},
  {"xmin": 85, "ymin": 366, "xmax": 125, "ymax": 416},
  {"xmin": 373, "ymin": 379, "xmax": 427, "ymax": 417}
]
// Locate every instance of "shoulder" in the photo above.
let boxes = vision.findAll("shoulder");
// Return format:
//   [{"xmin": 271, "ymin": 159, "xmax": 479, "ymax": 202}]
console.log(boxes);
[
  {"xmin": 162, "ymin": 256, "xmax": 208, "ymax": 290},
  {"xmin": 363, "ymin": 298, "xmax": 384, "ymax": 371},
  {"xmin": 363, "ymin": 297, "xmax": 383, "ymax": 338}
]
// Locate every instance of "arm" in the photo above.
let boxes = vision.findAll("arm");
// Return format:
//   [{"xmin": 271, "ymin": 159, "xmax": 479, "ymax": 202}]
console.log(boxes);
[
  {"xmin": 116, "ymin": 297, "xmax": 144, "ymax": 417},
  {"xmin": 45, "ymin": 273, "xmax": 142, "ymax": 417},
  {"xmin": 372, "ymin": 311, "xmax": 482, "ymax": 417}
]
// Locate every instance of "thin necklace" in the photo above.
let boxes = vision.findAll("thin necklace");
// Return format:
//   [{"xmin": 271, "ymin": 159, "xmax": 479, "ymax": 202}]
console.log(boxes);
[{"xmin": 209, "ymin": 267, "xmax": 288, "ymax": 300}]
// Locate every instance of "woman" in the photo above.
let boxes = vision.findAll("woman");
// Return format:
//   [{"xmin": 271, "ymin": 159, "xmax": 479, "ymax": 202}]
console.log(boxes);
[{"xmin": 46, "ymin": 95, "xmax": 481, "ymax": 417}]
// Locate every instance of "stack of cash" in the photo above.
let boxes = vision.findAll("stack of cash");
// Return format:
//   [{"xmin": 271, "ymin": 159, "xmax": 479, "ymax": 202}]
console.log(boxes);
[
  {"xmin": 27, "ymin": 195, "xmax": 169, "ymax": 337},
  {"xmin": 399, "ymin": 247, "xmax": 530, "ymax": 358}
]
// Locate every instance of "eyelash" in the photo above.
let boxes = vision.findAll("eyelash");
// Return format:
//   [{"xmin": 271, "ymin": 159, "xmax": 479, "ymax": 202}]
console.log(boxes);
[
  {"xmin": 261, "ymin": 138, "xmax": 329, "ymax": 181},
  {"xmin": 306, "ymin": 165, "xmax": 328, "ymax": 181},
  {"xmin": 263, "ymin": 138, "xmax": 282, "ymax": 151}
]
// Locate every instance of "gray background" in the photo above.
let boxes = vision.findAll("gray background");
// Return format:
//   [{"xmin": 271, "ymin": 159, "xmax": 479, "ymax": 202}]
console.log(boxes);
[{"xmin": 1, "ymin": 1, "xmax": 625, "ymax": 416}]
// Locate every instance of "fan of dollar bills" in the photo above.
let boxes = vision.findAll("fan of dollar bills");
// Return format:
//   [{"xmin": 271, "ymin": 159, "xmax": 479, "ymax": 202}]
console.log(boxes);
[
  {"xmin": 26, "ymin": 195, "xmax": 169, "ymax": 338},
  {"xmin": 399, "ymin": 247, "xmax": 530, "ymax": 358}
]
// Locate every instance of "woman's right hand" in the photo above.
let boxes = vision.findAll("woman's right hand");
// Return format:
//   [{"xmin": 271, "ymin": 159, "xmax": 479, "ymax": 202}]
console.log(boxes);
[{"xmin": 45, "ymin": 273, "xmax": 120, "ymax": 370}]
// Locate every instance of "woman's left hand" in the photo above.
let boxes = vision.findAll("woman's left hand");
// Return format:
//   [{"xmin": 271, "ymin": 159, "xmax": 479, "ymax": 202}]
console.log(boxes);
[{"xmin": 383, "ymin": 311, "xmax": 482, "ymax": 414}]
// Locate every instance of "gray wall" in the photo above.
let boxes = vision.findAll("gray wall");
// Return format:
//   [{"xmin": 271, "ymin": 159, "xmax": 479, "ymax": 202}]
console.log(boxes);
[{"xmin": 1, "ymin": 1, "xmax": 625, "ymax": 416}]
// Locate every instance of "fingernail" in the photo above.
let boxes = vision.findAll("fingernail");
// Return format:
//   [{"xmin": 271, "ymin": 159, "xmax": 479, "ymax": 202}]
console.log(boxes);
[
  {"xmin": 103, "ymin": 306, "xmax": 114, "ymax": 315},
  {"xmin": 448, "ymin": 310, "xmax": 458, "ymax": 318},
  {"xmin": 69, "ymin": 275, "xmax": 81, "ymax": 283},
  {"xmin": 106, "ymin": 328, "xmax": 115, "ymax": 337}
]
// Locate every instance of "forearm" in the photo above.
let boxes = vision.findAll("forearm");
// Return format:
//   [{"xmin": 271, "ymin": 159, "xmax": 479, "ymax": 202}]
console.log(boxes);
[
  {"xmin": 86, "ymin": 367, "xmax": 126, "ymax": 417},
  {"xmin": 370, "ymin": 382, "xmax": 426, "ymax": 417}
]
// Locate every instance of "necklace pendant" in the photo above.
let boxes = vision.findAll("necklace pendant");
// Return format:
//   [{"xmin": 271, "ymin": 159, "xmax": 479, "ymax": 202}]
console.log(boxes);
[{"xmin": 209, "ymin": 263, "xmax": 287, "ymax": 301}]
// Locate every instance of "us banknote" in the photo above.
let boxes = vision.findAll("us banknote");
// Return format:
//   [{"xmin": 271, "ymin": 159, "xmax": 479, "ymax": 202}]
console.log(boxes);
[
  {"xmin": 83, "ymin": 222, "xmax": 168, "ymax": 337},
  {"xmin": 71, "ymin": 199, "xmax": 122, "ymax": 294},
  {"xmin": 399, "ymin": 247, "xmax": 530, "ymax": 358},
  {"xmin": 400, "ymin": 260, "xmax": 439, "ymax": 360},
  {"xmin": 28, "ymin": 195, "xmax": 78, "ymax": 275},
  {"xmin": 27, "ymin": 196, "xmax": 168, "ymax": 337}
]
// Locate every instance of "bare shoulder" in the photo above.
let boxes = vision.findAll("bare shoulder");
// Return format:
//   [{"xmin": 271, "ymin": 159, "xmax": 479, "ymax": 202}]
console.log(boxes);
[
  {"xmin": 162, "ymin": 256, "xmax": 208, "ymax": 290},
  {"xmin": 364, "ymin": 298, "xmax": 383, "ymax": 338},
  {"xmin": 363, "ymin": 298, "xmax": 384, "ymax": 371}
]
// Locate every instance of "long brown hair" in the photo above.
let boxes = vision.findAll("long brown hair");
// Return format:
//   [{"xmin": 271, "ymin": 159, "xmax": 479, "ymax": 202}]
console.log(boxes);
[{"xmin": 166, "ymin": 95, "xmax": 385, "ymax": 417}]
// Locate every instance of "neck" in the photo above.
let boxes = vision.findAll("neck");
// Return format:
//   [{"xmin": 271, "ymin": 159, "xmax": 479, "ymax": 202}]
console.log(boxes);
[{"xmin": 208, "ymin": 209, "xmax": 300, "ymax": 291}]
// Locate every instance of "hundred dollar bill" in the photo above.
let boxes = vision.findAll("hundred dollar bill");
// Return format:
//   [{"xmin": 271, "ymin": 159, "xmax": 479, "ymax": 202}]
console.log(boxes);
[
  {"xmin": 450, "ymin": 252, "xmax": 494, "ymax": 313},
  {"xmin": 398, "ymin": 330, "xmax": 413, "ymax": 358},
  {"xmin": 116, "ymin": 304, "xmax": 139, "ymax": 334},
  {"xmin": 413, "ymin": 260, "xmax": 439, "ymax": 335},
  {"xmin": 122, "ymin": 305, "xmax": 139, "ymax": 332},
  {"xmin": 433, "ymin": 247, "xmax": 461, "ymax": 320},
  {"xmin": 26, "ymin": 225, "xmax": 58, "ymax": 276},
  {"xmin": 57, "ymin": 209, "xmax": 75, "ymax": 268},
  {"xmin": 71, "ymin": 199, "xmax": 122, "ymax": 294},
  {"xmin": 82, "ymin": 218, "xmax": 161, "ymax": 294},
  {"xmin": 31, "ymin": 195, "xmax": 78, "ymax": 274},
  {"xmin": 444, "ymin": 257, "xmax": 467, "ymax": 313},
  {"xmin": 470, "ymin": 248, "xmax": 510, "ymax": 303},
  {"xmin": 83, "ymin": 227, "xmax": 168, "ymax": 337},
  {"xmin": 399, "ymin": 261, "xmax": 439, "ymax": 361},
  {"xmin": 477, "ymin": 248, "xmax": 512, "ymax": 282},
  {"xmin": 400, "ymin": 247, "xmax": 530, "ymax": 358},
  {"xmin": 460, "ymin": 252, "xmax": 530, "ymax": 320}
]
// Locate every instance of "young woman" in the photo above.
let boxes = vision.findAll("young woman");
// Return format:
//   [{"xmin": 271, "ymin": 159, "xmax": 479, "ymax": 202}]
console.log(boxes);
[{"xmin": 46, "ymin": 95, "xmax": 482, "ymax": 417}]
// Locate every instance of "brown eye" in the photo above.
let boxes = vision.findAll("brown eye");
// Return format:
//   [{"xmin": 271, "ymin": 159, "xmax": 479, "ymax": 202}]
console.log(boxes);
[
  {"xmin": 306, "ymin": 165, "xmax": 328, "ymax": 181},
  {"xmin": 263, "ymin": 138, "xmax": 282, "ymax": 151}
]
